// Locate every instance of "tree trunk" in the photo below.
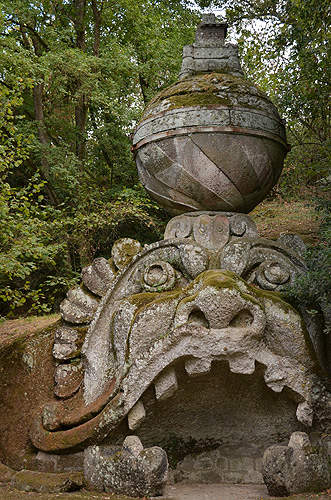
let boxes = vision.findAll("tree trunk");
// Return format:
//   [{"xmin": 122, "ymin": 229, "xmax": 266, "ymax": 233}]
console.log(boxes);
[
  {"xmin": 74, "ymin": 0, "xmax": 88, "ymax": 161},
  {"xmin": 91, "ymin": 0, "xmax": 102, "ymax": 57},
  {"xmin": 139, "ymin": 72, "xmax": 149, "ymax": 105}
]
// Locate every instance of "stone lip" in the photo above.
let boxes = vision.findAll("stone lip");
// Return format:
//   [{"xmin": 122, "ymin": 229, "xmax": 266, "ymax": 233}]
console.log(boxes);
[{"xmin": 10, "ymin": 470, "xmax": 84, "ymax": 493}]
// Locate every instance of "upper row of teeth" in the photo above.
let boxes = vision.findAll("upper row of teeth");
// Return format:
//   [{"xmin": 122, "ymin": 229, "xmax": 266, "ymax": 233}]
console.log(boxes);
[{"xmin": 127, "ymin": 359, "xmax": 313, "ymax": 432}]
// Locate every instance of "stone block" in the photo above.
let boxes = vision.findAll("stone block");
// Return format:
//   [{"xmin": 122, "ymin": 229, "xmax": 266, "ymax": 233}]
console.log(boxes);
[
  {"xmin": 0, "ymin": 462, "xmax": 15, "ymax": 482},
  {"xmin": 35, "ymin": 451, "xmax": 84, "ymax": 473},
  {"xmin": 84, "ymin": 439, "xmax": 168, "ymax": 498},
  {"xmin": 127, "ymin": 400, "xmax": 146, "ymax": 431},
  {"xmin": 155, "ymin": 367, "xmax": 178, "ymax": 401},
  {"xmin": 242, "ymin": 470, "xmax": 264, "ymax": 484},
  {"xmin": 217, "ymin": 456, "xmax": 229, "ymax": 470},
  {"xmin": 254, "ymin": 457, "xmax": 263, "ymax": 472},
  {"xmin": 222, "ymin": 471, "xmax": 245, "ymax": 483},
  {"xmin": 229, "ymin": 456, "xmax": 254, "ymax": 471}
]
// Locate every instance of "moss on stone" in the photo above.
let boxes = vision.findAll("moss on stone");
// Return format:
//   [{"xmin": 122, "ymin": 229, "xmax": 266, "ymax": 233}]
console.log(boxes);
[
  {"xmin": 180, "ymin": 269, "xmax": 264, "ymax": 310},
  {"xmin": 141, "ymin": 72, "xmax": 273, "ymax": 122}
]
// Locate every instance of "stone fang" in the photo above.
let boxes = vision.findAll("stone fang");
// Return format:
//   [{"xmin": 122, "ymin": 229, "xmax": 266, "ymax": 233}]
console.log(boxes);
[
  {"xmin": 154, "ymin": 367, "xmax": 178, "ymax": 401},
  {"xmin": 127, "ymin": 400, "xmax": 146, "ymax": 431}
]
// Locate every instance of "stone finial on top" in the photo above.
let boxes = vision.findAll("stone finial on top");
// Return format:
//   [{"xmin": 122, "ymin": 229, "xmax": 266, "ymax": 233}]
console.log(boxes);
[
  {"xmin": 179, "ymin": 13, "xmax": 243, "ymax": 78},
  {"xmin": 195, "ymin": 13, "xmax": 228, "ymax": 46}
]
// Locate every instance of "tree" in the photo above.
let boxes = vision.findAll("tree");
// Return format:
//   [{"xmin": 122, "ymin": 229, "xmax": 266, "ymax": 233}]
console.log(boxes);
[{"xmin": 0, "ymin": 0, "xmax": 199, "ymax": 316}]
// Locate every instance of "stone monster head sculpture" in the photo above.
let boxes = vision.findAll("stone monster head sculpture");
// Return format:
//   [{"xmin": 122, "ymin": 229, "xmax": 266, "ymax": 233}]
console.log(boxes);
[{"xmin": 30, "ymin": 212, "xmax": 330, "ymax": 461}]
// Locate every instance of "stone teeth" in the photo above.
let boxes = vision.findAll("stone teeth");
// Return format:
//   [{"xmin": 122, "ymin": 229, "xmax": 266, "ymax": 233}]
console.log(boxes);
[
  {"xmin": 263, "ymin": 365, "xmax": 286, "ymax": 392},
  {"xmin": 228, "ymin": 356, "xmax": 255, "ymax": 374},
  {"xmin": 127, "ymin": 400, "xmax": 146, "ymax": 431},
  {"xmin": 296, "ymin": 401, "xmax": 314, "ymax": 427},
  {"xmin": 155, "ymin": 367, "xmax": 178, "ymax": 401},
  {"xmin": 185, "ymin": 358, "xmax": 211, "ymax": 377}
]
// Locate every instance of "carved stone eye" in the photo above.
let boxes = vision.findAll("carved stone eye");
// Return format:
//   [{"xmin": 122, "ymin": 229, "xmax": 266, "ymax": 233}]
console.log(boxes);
[
  {"xmin": 256, "ymin": 261, "xmax": 291, "ymax": 290},
  {"xmin": 143, "ymin": 261, "xmax": 176, "ymax": 292}
]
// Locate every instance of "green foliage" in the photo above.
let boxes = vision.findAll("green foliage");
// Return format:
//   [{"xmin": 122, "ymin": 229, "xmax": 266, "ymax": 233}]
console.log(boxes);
[
  {"xmin": 0, "ymin": 0, "xmax": 197, "ymax": 316},
  {"xmin": 283, "ymin": 199, "xmax": 331, "ymax": 334},
  {"xmin": 279, "ymin": 140, "xmax": 331, "ymax": 197}
]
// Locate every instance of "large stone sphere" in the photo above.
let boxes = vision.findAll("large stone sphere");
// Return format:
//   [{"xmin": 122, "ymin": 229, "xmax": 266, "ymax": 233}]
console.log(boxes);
[{"xmin": 132, "ymin": 72, "xmax": 289, "ymax": 215}]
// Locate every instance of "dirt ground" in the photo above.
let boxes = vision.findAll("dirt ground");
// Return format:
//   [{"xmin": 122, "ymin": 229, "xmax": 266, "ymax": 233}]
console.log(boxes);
[
  {"xmin": 0, "ymin": 314, "xmax": 60, "ymax": 346},
  {"xmin": 164, "ymin": 482, "xmax": 268, "ymax": 499},
  {"xmin": 250, "ymin": 198, "xmax": 319, "ymax": 246},
  {"xmin": 1, "ymin": 483, "xmax": 331, "ymax": 500}
]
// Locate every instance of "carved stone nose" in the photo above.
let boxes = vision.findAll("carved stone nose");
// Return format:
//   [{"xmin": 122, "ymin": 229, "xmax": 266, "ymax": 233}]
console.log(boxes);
[{"xmin": 174, "ymin": 280, "xmax": 265, "ymax": 336}]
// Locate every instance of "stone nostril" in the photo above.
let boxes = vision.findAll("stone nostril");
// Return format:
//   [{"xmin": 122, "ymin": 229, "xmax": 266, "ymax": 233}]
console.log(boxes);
[
  {"xmin": 188, "ymin": 309, "xmax": 210, "ymax": 328},
  {"xmin": 229, "ymin": 309, "xmax": 254, "ymax": 327}
]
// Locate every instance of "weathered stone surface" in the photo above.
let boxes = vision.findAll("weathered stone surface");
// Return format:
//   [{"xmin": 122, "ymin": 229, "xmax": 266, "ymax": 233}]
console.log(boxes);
[
  {"xmin": 111, "ymin": 238, "xmax": 141, "ymax": 270},
  {"xmin": 60, "ymin": 287, "xmax": 99, "ymax": 324},
  {"xmin": 0, "ymin": 324, "xmax": 57, "ymax": 469},
  {"xmin": 123, "ymin": 435, "xmax": 144, "ymax": 457},
  {"xmin": 128, "ymin": 401, "xmax": 146, "ymax": 431},
  {"xmin": 10, "ymin": 470, "xmax": 84, "ymax": 493},
  {"xmin": 164, "ymin": 212, "xmax": 258, "ymax": 255},
  {"xmin": 81, "ymin": 257, "xmax": 116, "ymax": 297},
  {"xmin": 31, "ymin": 253, "xmax": 325, "ymax": 456},
  {"xmin": 155, "ymin": 367, "xmax": 178, "ymax": 401},
  {"xmin": 54, "ymin": 361, "xmax": 83, "ymax": 399},
  {"xmin": 34, "ymin": 451, "xmax": 84, "ymax": 473},
  {"xmin": 219, "ymin": 237, "xmax": 306, "ymax": 291},
  {"xmin": 143, "ymin": 260, "xmax": 176, "ymax": 292},
  {"xmin": 84, "ymin": 439, "xmax": 168, "ymax": 497},
  {"xmin": 0, "ymin": 462, "xmax": 15, "ymax": 482},
  {"xmin": 132, "ymin": 17, "xmax": 288, "ymax": 215},
  {"xmin": 169, "ymin": 448, "xmax": 264, "ymax": 485},
  {"xmin": 277, "ymin": 234, "xmax": 306, "ymax": 258},
  {"xmin": 27, "ymin": 209, "xmax": 330, "ymax": 488},
  {"xmin": 53, "ymin": 326, "xmax": 85, "ymax": 361},
  {"xmin": 262, "ymin": 432, "xmax": 331, "ymax": 496}
]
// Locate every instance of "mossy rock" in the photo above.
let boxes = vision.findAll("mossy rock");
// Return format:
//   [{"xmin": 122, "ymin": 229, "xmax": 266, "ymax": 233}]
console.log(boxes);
[{"xmin": 10, "ymin": 470, "xmax": 83, "ymax": 493}]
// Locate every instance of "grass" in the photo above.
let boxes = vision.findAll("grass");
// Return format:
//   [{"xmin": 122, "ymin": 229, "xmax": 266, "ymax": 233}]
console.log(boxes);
[{"xmin": 251, "ymin": 197, "xmax": 319, "ymax": 246}]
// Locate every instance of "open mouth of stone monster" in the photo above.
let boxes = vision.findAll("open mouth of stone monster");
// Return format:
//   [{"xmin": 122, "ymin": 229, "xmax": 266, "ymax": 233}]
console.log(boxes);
[
  {"xmin": 29, "ymin": 220, "xmax": 322, "ymax": 483},
  {"xmin": 106, "ymin": 360, "xmax": 303, "ymax": 484}
]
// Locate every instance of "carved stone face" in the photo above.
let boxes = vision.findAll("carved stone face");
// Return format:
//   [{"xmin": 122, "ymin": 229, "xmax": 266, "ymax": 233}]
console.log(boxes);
[{"xmin": 30, "ymin": 218, "xmax": 327, "ymax": 464}]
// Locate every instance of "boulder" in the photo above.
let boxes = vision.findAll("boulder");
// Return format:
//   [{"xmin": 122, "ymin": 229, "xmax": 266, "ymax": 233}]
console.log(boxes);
[
  {"xmin": 262, "ymin": 432, "xmax": 331, "ymax": 496},
  {"xmin": 0, "ymin": 462, "xmax": 15, "ymax": 482},
  {"xmin": 84, "ymin": 436, "xmax": 168, "ymax": 497}
]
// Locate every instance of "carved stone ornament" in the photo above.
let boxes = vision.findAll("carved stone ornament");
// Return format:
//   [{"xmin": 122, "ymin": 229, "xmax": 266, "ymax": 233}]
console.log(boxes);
[
  {"xmin": 131, "ymin": 14, "xmax": 290, "ymax": 215},
  {"xmin": 29, "ymin": 211, "xmax": 331, "ymax": 480}
]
